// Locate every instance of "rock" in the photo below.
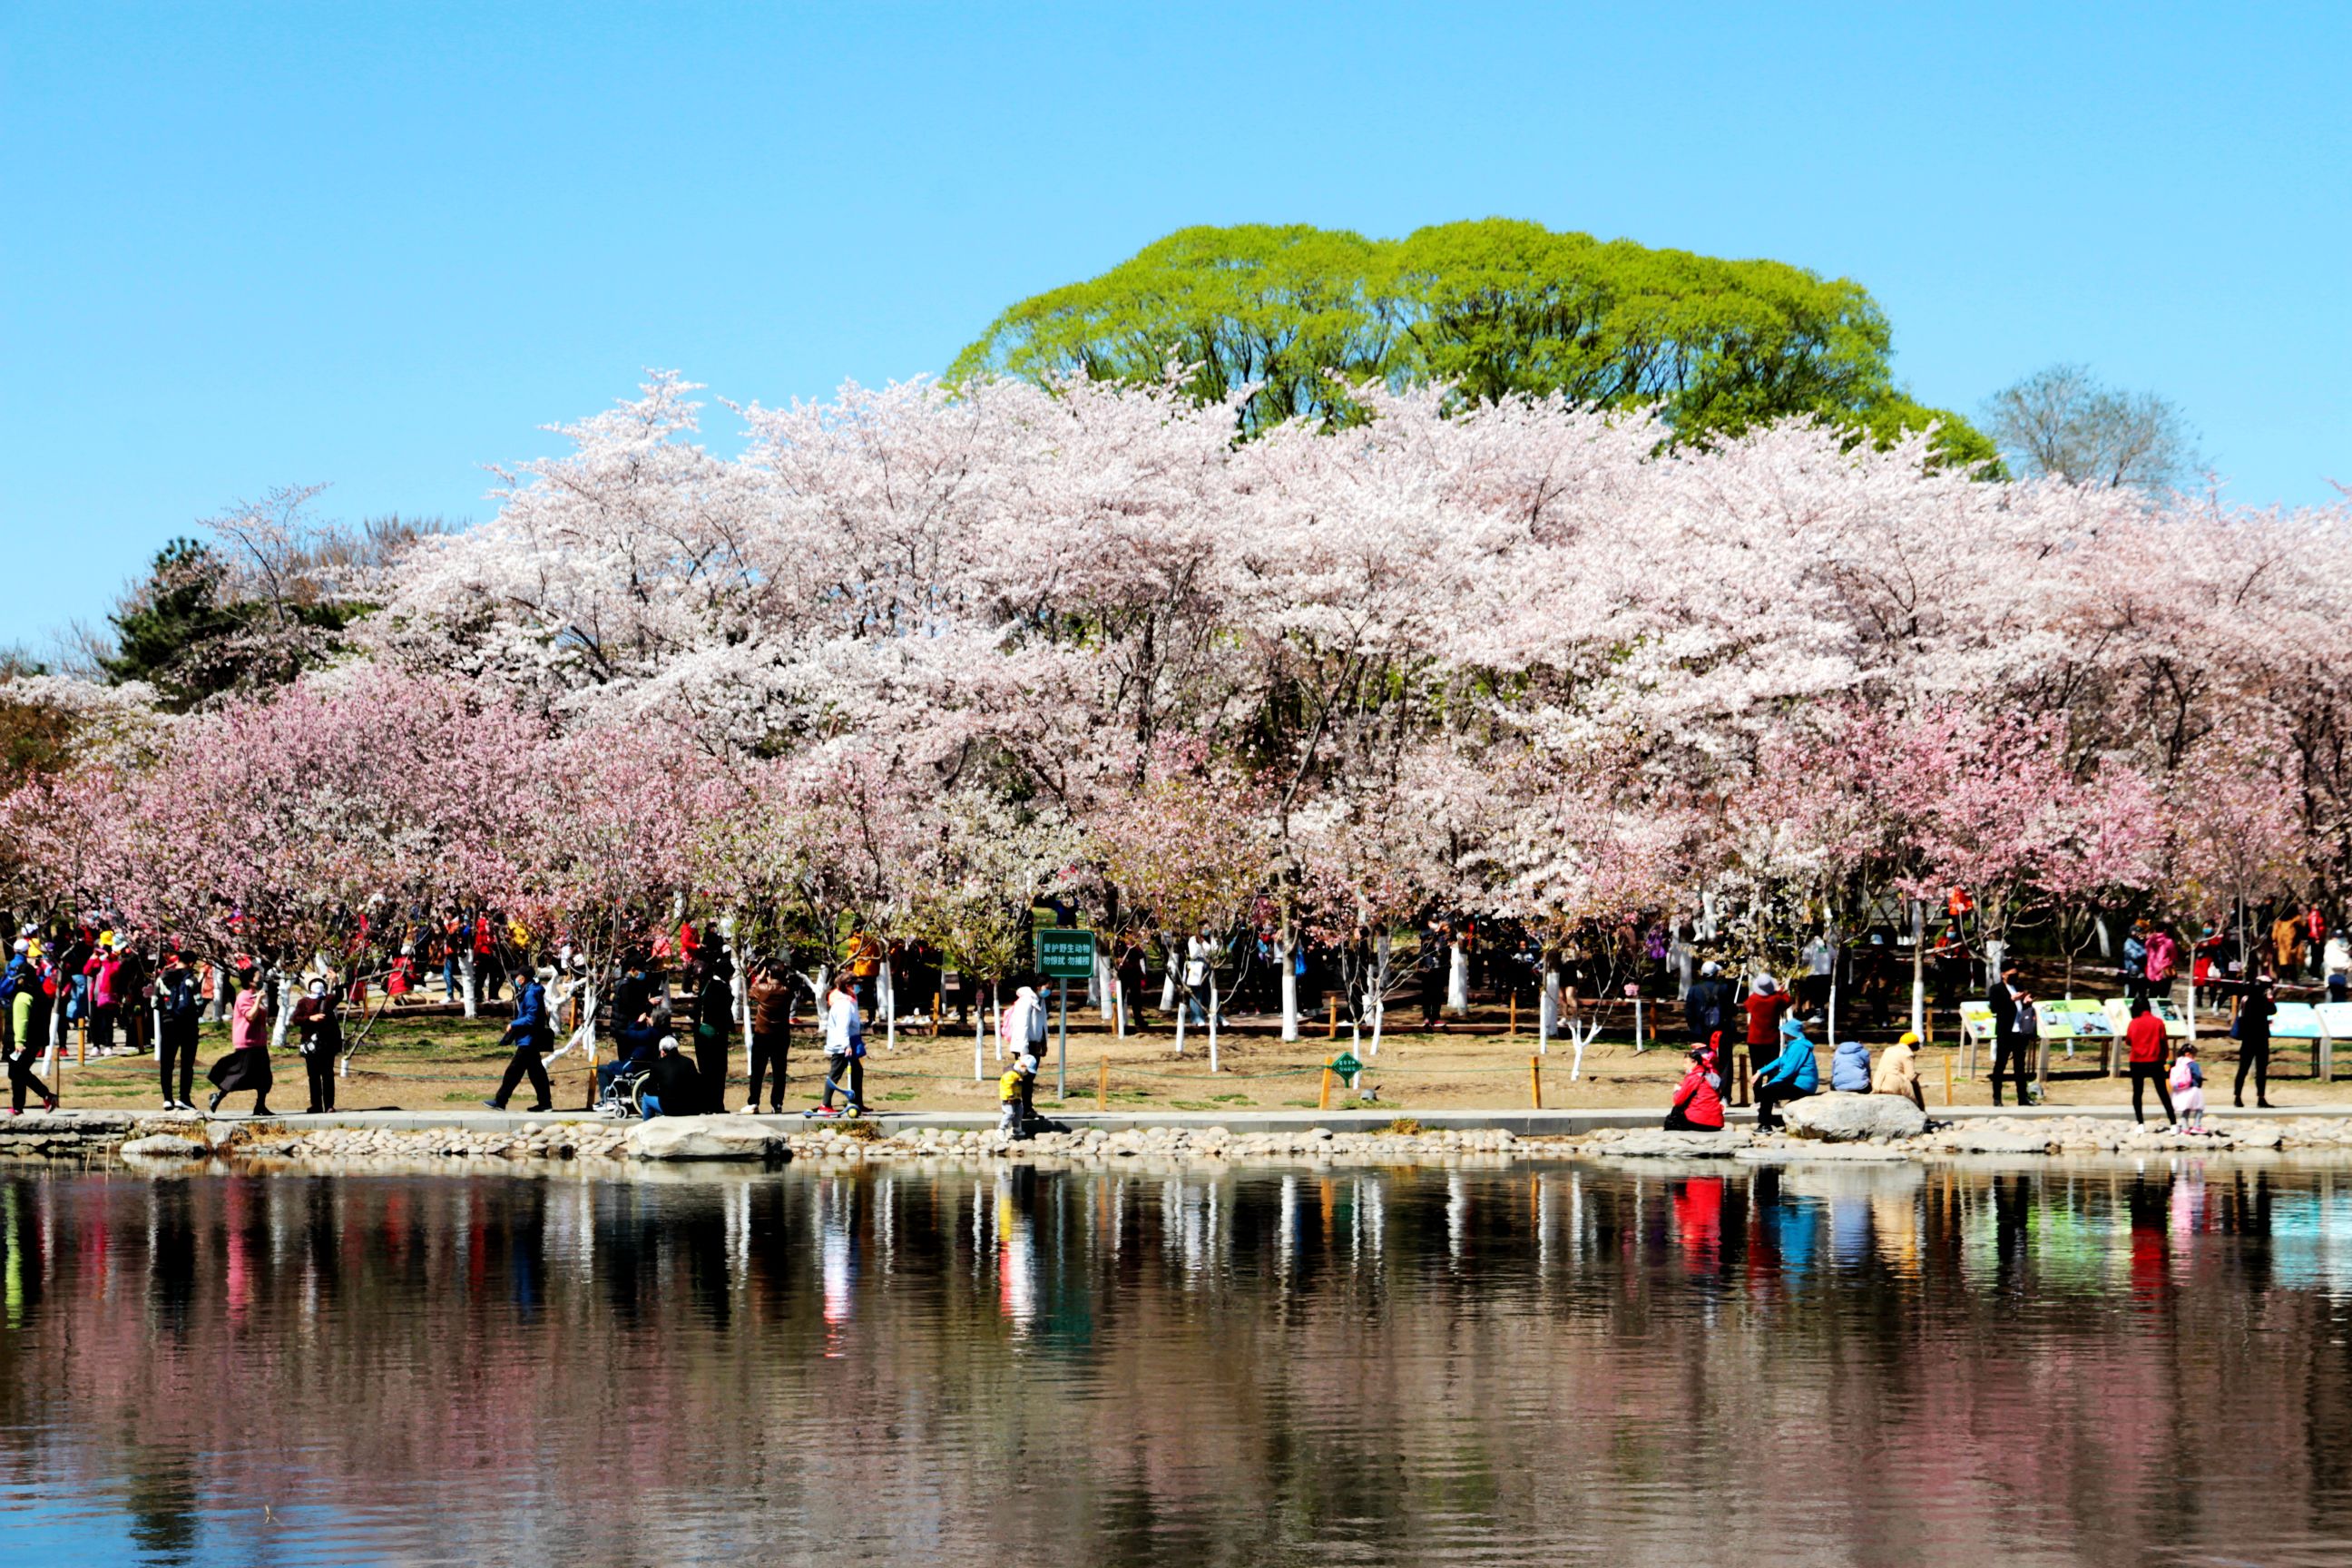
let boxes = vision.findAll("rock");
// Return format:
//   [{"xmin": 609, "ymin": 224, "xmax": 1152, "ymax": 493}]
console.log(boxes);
[
  {"xmin": 1946, "ymin": 1127, "xmax": 2056, "ymax": 1155},
  {"xmin": 2227, "ymin": 1123, "xmax": 2285, "ymax": 1151},
  {"xmin": 1784, "ymin": 1093, "xmax": 1927, "ymax": 1142},
  {"xmin": 121, "ymin": 1134, "xmax": 207, "ymax": 1161},
  {"xmin": 628, "ymin": 1115, "xmax": 790, "ymax": 1162},
  {"xmin": 1735, "ymin": 1141, "xmax": 1911, "ymax": 1162},
  {"xmin": 1602, "ymin": 1131, "xmax": 1751, "ymax": 1158}
]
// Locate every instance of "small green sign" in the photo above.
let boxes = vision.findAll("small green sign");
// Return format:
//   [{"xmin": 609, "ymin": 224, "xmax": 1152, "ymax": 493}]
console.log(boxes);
[
  {"xmin": 1034, "ymin": 927, "xmax": 1096, "ymax": 979},
  {"xmin": 1329, "ymin": 1050, "xmax": 1363, "ymax": 1080}
]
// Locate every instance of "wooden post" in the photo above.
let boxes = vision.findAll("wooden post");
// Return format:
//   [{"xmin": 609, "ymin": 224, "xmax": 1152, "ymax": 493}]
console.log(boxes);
[
  {"xmin": 1509, "ymin": 992, "xmax": 1517, "ymax": 1038},
  {"xmin": 1097, "ymin": 1057, "xmax": 1108, "ymax": 1111},
  {"xmin": 933, "ymin": 992, "xmax": 943, "ymax": 1039},
  {"xmin": 1529, "ymin": 1054, "xmax": 1543, "ymax": 1111},
  {"xmin": 1735, "ymin": 1051, "xmax": 1752, "ymax": 1107},
  {"xmin": 1327, "ymin": 995, "xmax": 1338, "ymax": 1040},
  {"xmin": 77, "ymin": 1016, "xmax": 86, "ymax": 1067},
  {"xmin": 1318, "ymin": 1067, "xmax": 1334, "ymax": 1111},
  {"xmin": 1943, "ymin": 1049, "xmax": 1954, "ymax": 1107}
]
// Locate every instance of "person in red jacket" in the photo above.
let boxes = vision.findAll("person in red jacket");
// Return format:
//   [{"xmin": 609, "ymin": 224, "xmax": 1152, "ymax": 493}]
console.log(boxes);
[
  {"xmin": 1742, "ymin": 975, "xmax": 1790, "ymax": 1067},
  {"xmin": 1664, "ymin": 1039, "xmax": 1726, "ymax": 1131},
  {"xmin": 2124, "ymin": 996, "xmax": 2175, "ymax": 1125}
]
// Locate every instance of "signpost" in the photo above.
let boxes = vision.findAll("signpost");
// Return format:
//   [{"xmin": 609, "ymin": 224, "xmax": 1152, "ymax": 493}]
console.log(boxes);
[{"xmin": 1035, "ymin": 928, "xmax": 1096, "ymax": 1101}]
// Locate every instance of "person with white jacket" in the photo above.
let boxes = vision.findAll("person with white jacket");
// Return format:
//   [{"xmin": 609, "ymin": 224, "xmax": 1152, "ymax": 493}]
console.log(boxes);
[
  {"xmin": 2327, "ymin": 934, "xmax": 2351, "ymax": 1004},
  {"xmin": 809, "ymin": 976, "xmax": 865, "ymax": 1118}
]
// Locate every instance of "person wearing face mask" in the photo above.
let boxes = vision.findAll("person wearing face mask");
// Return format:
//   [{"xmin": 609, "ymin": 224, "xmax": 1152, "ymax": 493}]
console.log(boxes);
[{"xmin": 288, "ymin": 975, "xmax": 344, "ymax": 1114}]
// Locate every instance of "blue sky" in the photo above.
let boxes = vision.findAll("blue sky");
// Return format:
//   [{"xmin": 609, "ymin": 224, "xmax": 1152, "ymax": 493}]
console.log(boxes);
[{"xmin": 5, "ymin": 1, "xmax": 2346, "ymax": 651}]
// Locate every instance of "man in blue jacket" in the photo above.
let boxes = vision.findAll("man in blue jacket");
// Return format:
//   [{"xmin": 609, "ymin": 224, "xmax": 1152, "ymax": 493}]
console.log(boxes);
[
  {"xmin": 485, "ymin": 968, "xmax": 554, "ymax": 1112},
  {"xmin": 1754, "ymin": 1015, "xmax": 1820, "ymax": 1130}
]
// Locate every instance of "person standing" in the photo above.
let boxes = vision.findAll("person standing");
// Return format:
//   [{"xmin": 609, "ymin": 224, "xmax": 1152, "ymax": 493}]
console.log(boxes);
[
  {"xmin": 2144, "ymin": 924, "xmax": 2180, "ymax": 1004},
  {"xmin": 809, "ymin": 975, "xmax": 866, "ymax": 1117},
  {"xmin": 2233, "ymin": 973, "xmax": 2276, "ymax": 1110},
  {"xmin": 484, "ymin": 966, "xmax": 554, "ymax": 1112},
  {"xmin": 746, "ymin": 959, "xmax": 795, "ymax": 1113},
  {"xmin": 1987, "ymin": 965, "xmax": 2031, "ymax": 1108},
  {"xmin": 1741, "ymin": 975, "xmax": 1790, "ymax": 1086},
  {"xmin": 693, "ymin": 956, "xmax": 735, "ymax": 1114},
  {"xmin": 1416, "ymin": 926, "xmax": 1446, "ymax": 1031},
  {"xmin": 288, "ymin": 977, "xmax": 343, "ymax": 1114},
  {"xmin": 1683, "ymin": 960, "xmax": 1733, "ymax": 1044},
  {"xmin": 2122, "ymin": 997, "xmax": 2176, "ymax": 1126},
  {"xmin": 2122, "ymin": 921, "xmax": 2150, "ymax": 1003},
  {"xmin": 156, "ymin": 951, "xmax": 203, "ymax": 1111},
  {"xmin": 2328, "ymin": 931, "xmax": 2352, "ymax": 1004},
  {"xmin": 206, "ymin": 962, "xmax": 275, "ymax": 1116}
]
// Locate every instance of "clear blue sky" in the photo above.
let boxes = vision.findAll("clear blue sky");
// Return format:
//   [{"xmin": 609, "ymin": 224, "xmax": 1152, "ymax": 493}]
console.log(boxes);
[{"xmin": 5, "ymin": 2, "xmax": 2346, "ymax": 651}]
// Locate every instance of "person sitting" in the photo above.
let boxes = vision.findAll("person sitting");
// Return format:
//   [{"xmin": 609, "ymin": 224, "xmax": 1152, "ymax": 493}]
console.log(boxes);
[
  {"xmin": 598, "ymin": 1007, "xmax": 661, "ymax": 1103},
  {"xmin": 1663, "ymin": 1042, "xmax": 1725, "ymax": 1131},
  {"xmin": 640, "ymin": 1035, "xmax": 706, "ymax": 1119},
  {"xmin": 1872, "ymin": 1030, "xmax": 1926, "ymax": 1112},
  {"xmin": 1830, "ymin": 1038, "xmax": 1872, "ymax": 1093},
  {"xmin": 1752, "ymin": 1015, "xmax": 1819, "ymax": 1131}
]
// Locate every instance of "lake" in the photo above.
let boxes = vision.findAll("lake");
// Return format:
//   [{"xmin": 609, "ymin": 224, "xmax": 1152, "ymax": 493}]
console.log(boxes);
[{"xmin": 3, "ymin": 1154, "xmax": 2351, "ymax": 1565}]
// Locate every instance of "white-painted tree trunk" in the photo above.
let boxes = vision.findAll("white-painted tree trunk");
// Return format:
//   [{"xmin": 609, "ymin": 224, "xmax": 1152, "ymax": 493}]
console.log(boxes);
[
  {"xmin": 1161, "ymin": 954, "xmax": 1177, "ymax": 1011},
  {"xmin": 1172, "ymin": 984, "xmax": 1188, "ymax": 1057},
  {"xmin": 1538, "ymin": 965, "xmax": 1560, "ymax": 1056},
  {"xmin": 1910, "ymin": 902, "xmax": 1927, "ymax": 1041},
  {"xmin": 460, "ymin": 947, "xmax": 477, "ymax": 1019},
  {"xmin": 974, "ymin": 990, "xmax": 985, "ymax": 1081},
  {"xmin": 269, "ymin": 973, "xmax": 291, "ymax": 1051},
  {"xmin": 1279, "ymin": 931, "xmax": 1298, "ymax": 1043},
  {"xmin": 1099, "ymin": 956, "xmax": 1115, "ymax": 1020},
  {"xmin": 881, "ymin": 957, "xmax": 897, "ymax": 1052},
  {"xmin": 1446, "ymin": 943, "xmax": 1469, "ymax": 1012},
  {"xmin": 1369, "ymin": 932, "xmax": 1391, "ymax": 1058},
  {"xmin": 1208, "ymin": 970, "xmax": 1221, "ymax": 1073}
]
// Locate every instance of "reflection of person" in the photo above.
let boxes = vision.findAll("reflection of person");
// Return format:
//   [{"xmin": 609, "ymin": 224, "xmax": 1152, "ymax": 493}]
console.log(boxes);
[
  {"xmin": 1872, "ymin": 1031, "xmax": 1926, "ymax": 1112},
  {"xmin": 1663, "ymin": 1042, "xmax": 1724, "ymax": 1131},
  {"xmin": 2124, "ymin": 998, "xmax": 2175, "ymax": 1125}
]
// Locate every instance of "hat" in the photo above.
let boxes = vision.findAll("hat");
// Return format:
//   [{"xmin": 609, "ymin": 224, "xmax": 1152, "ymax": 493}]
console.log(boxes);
[
  {"xmin": 1755, "ymin": 975, "xmax": 1779, "ymax": 995},
  {"xmin": 1700, "ymin": 960, "xmax": 1720, "ymax": 976},
  {"xmin": 657, "ymin": 1034, "xmax": 680, "ymax": 1053},
  {"xmin": 1898, "ymin": 1031, "xmax": 1920, "ymax": 1047},
  {"xmin": 1779, "ymin": 1015, "xmax": 1806, "ymax": 1038},
  {"xmin": 1015, "ymin": 1053, "xmax": 1038, "ymax": 1074}
]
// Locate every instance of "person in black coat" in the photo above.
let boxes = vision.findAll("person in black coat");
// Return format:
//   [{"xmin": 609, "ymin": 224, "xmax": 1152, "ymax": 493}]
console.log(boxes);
[
  {"xmin": 642, "ymin": 1035, "xmax": 705, "ymax": 1118},
  {"xmin": 288, "ymin": 979, "xmax": 344, "ymax": 1114},
  {"xmin": 1683, "ymin": 961, "xmax": 1734, "ymax": 1044},
  {"xmin": 2234, "ymin": 973, "xmax": 2277, "ymax": 1109},
  {"xmin": 692, "ymin": 957, "xmax": 735, "ymax": 1113},
  {"xmin": 156, "ymin": 952, "xmax": 204, "ymax": 1110}
]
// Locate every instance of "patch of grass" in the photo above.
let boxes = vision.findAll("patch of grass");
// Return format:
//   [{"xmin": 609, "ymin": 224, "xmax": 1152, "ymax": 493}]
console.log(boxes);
[
  {"xmin": 883, "ymin": 1091, "xmax": 918, "ymax": 1102},
  {"xmin": 837, "ymin": 1119, "xmax": 882, "ymax": 1142},
  {"xmin": 1384, "ymin": 1116, "xmax": 1424, "ymax": 1135},
  {"xmin": 1280, "ymin": 1098, "xmax": 1319, "ymax": 1108},
  {"xmin": 441, "ymin": 1090, "xmax": 480, "ymax": 1103},
  {"xmin": 1210, "ymin": 1093, "xmax": 1252, "ymax": 1104},
  {"xmin": 1168, "ymin": 1100, "xmax": 1219, "ymax": 1111}
]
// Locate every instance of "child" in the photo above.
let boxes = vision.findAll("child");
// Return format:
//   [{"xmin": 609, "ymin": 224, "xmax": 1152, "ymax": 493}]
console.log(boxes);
[
  {"xmin": 2169, "ymin": 1043, "xmax": 2206, "ymax": 1132},
  {"xmin": 998, "ymin": 1052, "xmax": 1038, "ymax": 1140}
]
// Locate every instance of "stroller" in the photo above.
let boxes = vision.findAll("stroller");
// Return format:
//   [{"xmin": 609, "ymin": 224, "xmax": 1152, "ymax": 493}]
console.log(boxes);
[{"xmin": 597, "ymin": 1057, "xmax": 655, "ymax": 1119}]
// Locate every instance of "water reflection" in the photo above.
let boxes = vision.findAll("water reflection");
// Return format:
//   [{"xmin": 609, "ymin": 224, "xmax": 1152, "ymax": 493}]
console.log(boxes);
[{"xmin": 3, "ymin": 1157, "xmax": 2352, "ymax": 1564}]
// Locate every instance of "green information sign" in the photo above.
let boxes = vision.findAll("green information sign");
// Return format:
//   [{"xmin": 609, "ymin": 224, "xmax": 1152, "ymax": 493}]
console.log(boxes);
[
  {"xmin": 1035, "ymin": 927, "xmax": 1096, "ymax": 980},
  {"xmin": 1329, "ymin": 1051, "xmax": 1363, "ymax": 1081}
]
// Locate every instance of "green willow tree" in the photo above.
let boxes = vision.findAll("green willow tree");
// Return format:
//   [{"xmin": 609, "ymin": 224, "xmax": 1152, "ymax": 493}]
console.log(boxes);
[{"xmin": 953, "ymin": 218, "xmax": 1996, "ymax": 468}]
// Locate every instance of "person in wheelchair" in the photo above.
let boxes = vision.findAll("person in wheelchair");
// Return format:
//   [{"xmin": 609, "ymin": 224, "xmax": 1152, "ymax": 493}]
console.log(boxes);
[
  {"xmin": 639, "ymin": 1034, "xmax": 705, "ymax": 1120},
  {"xmin": 597, "ymin": 1005, "xmax": 662, "ymax": 1112}
]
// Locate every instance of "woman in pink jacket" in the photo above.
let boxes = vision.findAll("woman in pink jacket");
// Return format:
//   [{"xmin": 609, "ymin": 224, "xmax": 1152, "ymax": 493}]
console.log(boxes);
[{"xmin": 205, "ymin": 961, "xmax": 275, "ymax": 1116}]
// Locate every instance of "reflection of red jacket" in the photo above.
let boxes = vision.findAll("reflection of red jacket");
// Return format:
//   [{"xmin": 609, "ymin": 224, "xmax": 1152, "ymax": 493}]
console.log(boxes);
[{"xmin": 1671, "ymin": 1064, "xmax": 1725, "ymax": 1129}]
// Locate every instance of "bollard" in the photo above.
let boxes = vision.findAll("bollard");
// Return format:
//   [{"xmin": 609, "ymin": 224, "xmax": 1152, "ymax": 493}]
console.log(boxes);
[
  {"xmin": 1097, "ymin": 1057, "xmax": 1108, "ymax": 1112},
  {"xmin": 1529, "ymin": 1054, "xmax": 1543, "ymax": 1111},
  {"xmin": 1509, "ymin": 992, "xmax": 1518, "ymax": 1037},
  {"xmin": 1943, "ymin": 1050, "xmax": 1954, "ymax": 1107},
  {"xmin": 933, "ymin": 992, "xmax": 943, "ymax": 1039},
  {"xmin": 1318, "ymin": 1067, "xmax": 1334, "ymax": 1111},
  {"xmin": 1328, "ymin": 996, "xmax": 1338, "ymax": 1041}
]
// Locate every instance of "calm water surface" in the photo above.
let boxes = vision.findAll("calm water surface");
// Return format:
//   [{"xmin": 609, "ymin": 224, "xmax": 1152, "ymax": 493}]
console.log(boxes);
[{"xmin": 3, "ymin": 1155, "xmax": 2351, "ymax": 1566}]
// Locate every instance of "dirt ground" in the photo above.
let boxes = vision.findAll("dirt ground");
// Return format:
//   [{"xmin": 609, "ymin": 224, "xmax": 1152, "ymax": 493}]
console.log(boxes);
[{"xmin": 34, "ymin": 995, "xmax": 2352, "ymax": 1116}]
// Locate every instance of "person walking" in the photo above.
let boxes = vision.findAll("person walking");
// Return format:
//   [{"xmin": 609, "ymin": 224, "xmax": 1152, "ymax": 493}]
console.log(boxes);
[
  {"xmin": 5, "ymin": 950, "xmax": 56, "ymax": 1115},
  {"xmin": 156, "ymin": 951, "xmax": 203, "ymax": 1110},
  {"xmin": 288, "ymin": 977, "xmax": 343, "ymax": 1114},
  {"xmin": 809, "ymin": 974, "xmax": 866, "ymax": 1117},
  {"xmin": 2232, "ymin": 973, "xmax": 2276, "ymax": 1110},
  {"xmin": 746, "ymin": 959, "xmax": 795, "ymax": 1113},
  {"xmin": 205, "ymin": 962, "xmax": 275, "ymax": 1116},
  {"xmin": 1987, "ymin": 965, "xmax": 2031, "ymax": 1108},
  {"xmin": 2122, "ymin": 997, "xmax": 2176, "ymax": 1126},
  {"xmin": 484, "ymin": 966, "xmax": 554, "ymax": 1112}
]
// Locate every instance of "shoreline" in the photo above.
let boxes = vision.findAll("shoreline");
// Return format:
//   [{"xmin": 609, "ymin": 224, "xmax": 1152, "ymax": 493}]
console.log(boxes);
[{"xmin": 4, "ymin": 1101, "xmax": 2350, "ymax": 1172}]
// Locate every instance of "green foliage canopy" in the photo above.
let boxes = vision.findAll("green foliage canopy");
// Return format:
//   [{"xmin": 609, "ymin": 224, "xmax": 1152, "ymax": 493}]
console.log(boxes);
[{"xmin": 953, "ymin": 219, "xmax": 1994, "ymax": 468}]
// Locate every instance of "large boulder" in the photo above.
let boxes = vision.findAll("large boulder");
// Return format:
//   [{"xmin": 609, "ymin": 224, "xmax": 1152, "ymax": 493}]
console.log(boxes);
[
  {"xmin": 628, "ymin": 1114, "xmax": 789, "ymax": 1162},
  {"xmin": 1784, "ymin": 1093, "xmax": 1926, "ymax": 1142}
]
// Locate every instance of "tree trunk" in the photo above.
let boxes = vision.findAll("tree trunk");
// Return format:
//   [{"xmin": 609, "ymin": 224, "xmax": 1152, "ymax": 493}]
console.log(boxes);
[
  {"xmin": 974, "ymin": 980, "xmax": 986, "ymax": 1082},
  {"xmin": 460, "ymin": 947, "xmax": 477, "ymax": 1020},
  {"xmin": 881, "ymin": 957, "xmax": 897, "ymax": 1052},
  {"xmin": 1369, "ymin": 931, "xmax": 1391, "ymax": 1057},
  {"xmin": 1208, "ymin": 969, "xmax": 1221, "ymax": 1073},
  {"xmin": 1279, "ymin": 927, "xmax": 1299, "ymax": 1043},
  {"xmin": 1538, "ymin": 964, "xmax": 1560, "ymax": 1056},
  {"xmin": 1098, "ymin": 955, "xmax": 1115, "ymax": 1021},
  {"xmin": 1910, "ymin": 903, "xmax": 1927, "ymax": 1041},
  {"xmin": 1446, "ymin": 942, "xmax": 1469, "ymax": 1013}
]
